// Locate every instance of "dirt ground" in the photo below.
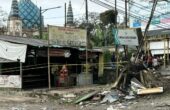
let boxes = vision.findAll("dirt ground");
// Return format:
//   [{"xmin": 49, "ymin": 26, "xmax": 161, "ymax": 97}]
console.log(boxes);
[{"xmin": 0, "ymin": 77, "xmax": 170, "ymax": 110}]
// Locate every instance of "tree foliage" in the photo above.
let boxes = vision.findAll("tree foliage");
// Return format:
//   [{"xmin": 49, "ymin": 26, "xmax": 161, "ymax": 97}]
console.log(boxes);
[
  {"xmin": 74, "ymin": 11, "xmax": 116, "ymax": 48},
  {"xmin": 100, "ymin": 10, "xmax": 117, "ymax": 25}
]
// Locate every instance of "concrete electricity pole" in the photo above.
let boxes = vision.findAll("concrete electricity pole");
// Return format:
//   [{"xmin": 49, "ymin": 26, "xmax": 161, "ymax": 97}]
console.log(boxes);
[{"xmin": 85, "ymin": 0, "xmax": 88, "ymax": 74}]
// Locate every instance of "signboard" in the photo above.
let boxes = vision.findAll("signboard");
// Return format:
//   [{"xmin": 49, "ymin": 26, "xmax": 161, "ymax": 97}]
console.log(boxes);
[
  {"xmin": 129, "ymin": 0, "xmax": 170, "ymax": 31},
  {"xmin": 48, "ymin": 25, "xmax": 87, "ymax": 47},
  {"xmin": 149, "ymin": 41, "xmax": 170, "ymax": 55},
  {"xmin": 0, "ymin": 40, "xmax": 27, "ymax": 63},
  {"xmin": 116, "ymin": 29, "xmax": 140, "ymax": 46},
  {"xmin": 0, "ymin": 75, "xmax": 21, "ymax": 88}
]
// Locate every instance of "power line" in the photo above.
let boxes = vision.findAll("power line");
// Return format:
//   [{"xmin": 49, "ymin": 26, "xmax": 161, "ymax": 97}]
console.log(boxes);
[
  {"xmin": 99, "ymin": 0, "xmax": 170, "ymax": 29},
  {"xmin": 44, "ymin": 14, "xmax": 84, "ymax": 19},
  {"xmin": 105, "ymin": 0, "xmax": 170, "ymax": 29}
]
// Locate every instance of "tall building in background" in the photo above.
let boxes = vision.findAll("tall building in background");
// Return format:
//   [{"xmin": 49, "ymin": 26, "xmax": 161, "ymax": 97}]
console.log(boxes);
[
  {"xmin": 18, "ymin": 0, "xmax": 42, "ymax": 29},
  {"xmin": 66, "ymin": 1, "xmax": 74, "ymax": 27},
  {"xmin": 7, "ymin": 0, "xmax": 43, "ymax": 37},
  {"xmin": 7, "ymin": 0, "xmax": 22, "ymax": 36}
]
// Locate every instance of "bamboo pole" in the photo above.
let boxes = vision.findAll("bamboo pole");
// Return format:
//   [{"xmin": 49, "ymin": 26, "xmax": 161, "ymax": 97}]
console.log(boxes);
[
  {"xmin": 164, "ymin": 38, "xmax": 166, "ymax": 68},
  {"xmin": 20, "ymin": 61, "xmax": 23, "ymax": 89},
  {"xmin": 167, "ymin": 37, "xmax": 169, "ymax": 65}
]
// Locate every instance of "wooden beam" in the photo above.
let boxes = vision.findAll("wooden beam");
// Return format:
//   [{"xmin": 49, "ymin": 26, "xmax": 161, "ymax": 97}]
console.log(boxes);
[
  {"xmin": 164, "ymin": 38, "xmax": 166, "ymax": 68},
  {"xmin": 111, "ymin": 67, "xmax": 127, "ymax": 89},
  {"xmin": 137, "ymin": 87, "xmax": 163, "ymax": 95}
]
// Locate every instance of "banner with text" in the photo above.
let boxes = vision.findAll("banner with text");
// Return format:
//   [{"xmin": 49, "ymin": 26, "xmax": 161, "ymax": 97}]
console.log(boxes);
[
  {"xmin": 48, "ymin": 26, "xmax": 87, "ymax": 47},
  {"xmin": 117, "ymin": 29, "xmax": 140, "ymax": 46},
  {"xmin": 0, "ymin": 75, "xmax": 21, "ymax": 88}
]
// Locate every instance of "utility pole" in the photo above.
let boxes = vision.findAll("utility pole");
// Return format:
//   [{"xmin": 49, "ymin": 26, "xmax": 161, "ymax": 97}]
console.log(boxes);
[
  {"xmin": 125, "ymin": 0, "xmax": 128, "ymax": 28},
  {"xmin": 85, "ymin": 0, "xmax": 88, "ymax": 23},
  {"xmin": 85, "ymin": 0, "xmax": 88, "ymax": 74},
  {"xmin": 115, "ymin": 0, "xmax": 119, "ymax": 79},
  {"xmin": 115, "ymin": 0, "xmax": 117, "ymax": 27},
  {"xmin": 124, "ymin": 0, "xmax": 128, "ymax": 59},
  {"xmin": 65, "ymin": 3, "xmax": 67, "ymax": 27}
]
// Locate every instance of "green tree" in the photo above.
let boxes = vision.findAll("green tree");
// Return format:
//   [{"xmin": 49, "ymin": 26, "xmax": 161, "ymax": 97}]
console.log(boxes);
[{"xmin": 74, "ymin": 11, "xmax": 116, "ymax": 48}]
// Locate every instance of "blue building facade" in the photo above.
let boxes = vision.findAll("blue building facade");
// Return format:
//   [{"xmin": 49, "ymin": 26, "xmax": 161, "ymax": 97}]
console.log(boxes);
[{"xmin": 18, "ymin": 0, "xmax": 42, "ymax": 29}]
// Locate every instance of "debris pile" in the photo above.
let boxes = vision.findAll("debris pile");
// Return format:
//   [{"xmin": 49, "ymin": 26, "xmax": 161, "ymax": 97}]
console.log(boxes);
[{"xmin": 68, "ymin": 66, "xmax": 164, "ymax": 109}]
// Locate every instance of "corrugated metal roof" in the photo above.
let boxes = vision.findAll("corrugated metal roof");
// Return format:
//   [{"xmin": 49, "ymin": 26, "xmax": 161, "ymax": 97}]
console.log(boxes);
[
  {"xmin": 0, "ymin": 35, "xmax": 48, "ymax": 47},
  {"xmin": 146, "ymin": 29, "xmax": 170, "ymax": 36},
  {"xmin": 0, "ymin": 35, "xmax": 101, "ymax": 53}
]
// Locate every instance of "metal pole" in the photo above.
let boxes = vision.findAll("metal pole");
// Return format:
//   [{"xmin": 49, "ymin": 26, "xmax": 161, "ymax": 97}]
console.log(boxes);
[
  {"xmin": 40, "ymin": 7, "xmax": 42, "ymax": 39},
  {"xmin": 65, "ymin": 3, "xmax": 67, "ymax": 27}
]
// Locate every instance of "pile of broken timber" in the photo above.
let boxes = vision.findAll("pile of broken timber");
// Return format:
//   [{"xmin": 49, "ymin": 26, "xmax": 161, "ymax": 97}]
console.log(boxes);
[{"xmin": 111, "ymin": 65, "xmax": 163, "ymax": 95}]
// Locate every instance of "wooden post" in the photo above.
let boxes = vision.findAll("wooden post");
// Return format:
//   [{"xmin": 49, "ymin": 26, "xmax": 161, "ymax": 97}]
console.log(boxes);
[
  {"xmin": 47, "ymin": 25, "xmax": 51, "ymax": 89},
  {"xmin": 164, "ymin": 38, "xmax": 166, "ymax": 68},
  {"xmin": 20, "ymin": 61, "xmax": 23, "ymax": 89},
  {"xmin": 98, "ymin": 53, "xmax": 104, "ymax": 77},
  {"xmin": 116, "ymin": 45, "xmax": 119, "ymax": 79},
  {"xmin": 167, "ymin": 37, "xmax": 169, "ymax": 65}
]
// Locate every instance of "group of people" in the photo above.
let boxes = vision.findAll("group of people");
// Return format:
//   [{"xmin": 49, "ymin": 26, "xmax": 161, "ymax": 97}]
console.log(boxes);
[
  {"xmin": 130, "ymin": 50, "xmax": 160, "ymax": 69},
  {"xmin": 110, "ymin": 50, "xmax": 161, "ymax": 70}
]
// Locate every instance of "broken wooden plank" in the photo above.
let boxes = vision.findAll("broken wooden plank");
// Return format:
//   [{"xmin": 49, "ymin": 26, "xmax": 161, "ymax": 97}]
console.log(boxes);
[
  {"xmin": 111, "ymin": 70, "xmax": 124, "ymax": 89},
  {"xmin": 74, "ymin": 90, "xmax": 99, "ymax": 104},
  {"xmin": 111, "ymin": 66, "xmax": 128, "ymax": 89},
  {"xmin": 137, "ymin": 87, "xmax": 163, "ymax": 95},
  {"xmin": 140, "ymin": 71, "xmax": 145, "ymax": 86}
]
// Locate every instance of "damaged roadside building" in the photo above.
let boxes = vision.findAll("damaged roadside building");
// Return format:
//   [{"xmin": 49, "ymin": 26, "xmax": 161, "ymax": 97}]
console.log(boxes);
[{"xmin": 0, "ymin": 35, "xmax": 104, "ymax": 89}]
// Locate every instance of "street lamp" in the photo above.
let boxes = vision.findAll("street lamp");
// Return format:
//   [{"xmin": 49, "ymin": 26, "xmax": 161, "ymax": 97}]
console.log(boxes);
[
  {"xmin": 39, "ymin": 6, "xmax": 61, "ymax": 39},
  {"xmin": 39, "ymin": 6, "xmax": 61, "ymax": 89}
]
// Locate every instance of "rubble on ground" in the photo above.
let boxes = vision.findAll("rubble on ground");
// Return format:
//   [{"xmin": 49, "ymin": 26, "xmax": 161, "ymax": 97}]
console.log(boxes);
[{"xmin": 66, "ymin": 66, "xmax": 165, "ymax": 110}]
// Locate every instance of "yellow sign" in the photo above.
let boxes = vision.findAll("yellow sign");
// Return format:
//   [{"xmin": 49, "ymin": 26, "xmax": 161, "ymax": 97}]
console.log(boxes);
[{"xmin": 48, "ymin": 25, "xmax": 87, "ymax": 47}]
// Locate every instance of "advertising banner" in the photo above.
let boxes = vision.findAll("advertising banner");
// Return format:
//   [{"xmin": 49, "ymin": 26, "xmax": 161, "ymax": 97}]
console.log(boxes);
[
  {"xmin": 0, "ymin": 75, "xmax": 21, "ymax": 88},
  {"xmin": 0, "ymin": 40, "xmax": 27, "ymax": 63},
  {"xmin": 116, "ymin": 28, "xmax": 141, "ymax": 46},
  {"xmin": 48, "ymin": 25, "xmax": 87, "ymax": 47}
]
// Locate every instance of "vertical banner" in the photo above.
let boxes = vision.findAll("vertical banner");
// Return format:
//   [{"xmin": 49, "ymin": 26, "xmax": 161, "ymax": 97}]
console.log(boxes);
[{"xmin": 112, "ymin": 28, "xmax": 119, "ymax": 45}]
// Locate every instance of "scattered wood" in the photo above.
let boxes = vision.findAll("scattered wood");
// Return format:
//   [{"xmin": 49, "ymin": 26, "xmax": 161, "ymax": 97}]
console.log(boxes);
[
  {"xmin": 74, "ymin": 90, "xmax": 99, "ymax": 104},
  {"xmin": 111, "ymin": 68, "xmax": 126, "ymax": 89},
  {"xmin": 137, "ymin": 87, "xmax": 163, "ymax": 95},
  {"xmin": 140, "ymin": 71, "xmax": 145, "ymax": 86}
]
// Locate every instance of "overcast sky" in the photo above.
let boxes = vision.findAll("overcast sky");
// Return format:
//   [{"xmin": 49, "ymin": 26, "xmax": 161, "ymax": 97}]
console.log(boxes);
[{"xmin": 0, "ymin": 0, "xmax": 110, "ymax": 26}]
